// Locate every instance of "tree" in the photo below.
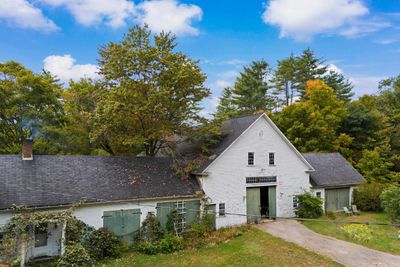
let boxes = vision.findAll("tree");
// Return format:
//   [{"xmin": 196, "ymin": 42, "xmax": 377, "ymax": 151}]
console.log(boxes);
[
  {"xmin": 380, "ymin": 185, "xmax": 400, "ymax": 223},
  {"xmin": 274, "ymin": 80, "xmax": 347, "ymax": 152},
  {"xmin": 214, "ymin": 87, "xmax": 238, "ymax": 119},
  {"xmin": 0, "ymin": 61, "xmax": 63, "ymax": 154},
  {"xmin": 273, "ymin": 54, "xmax": 298, "ymax": 106},
  {"xmin": 93, "ymin": 25, "xmax": 210, "ymax": 156},
  {"xmin": 294, "ymin": 49, "xmax": 327, "ymax": 98},
  {"xmin": 323, "ymin": 70, "xmax": 354, "ymax": 102},
  {"xmin": 232, "ymin": 60, "xmax": 276, "ymax": 114}
]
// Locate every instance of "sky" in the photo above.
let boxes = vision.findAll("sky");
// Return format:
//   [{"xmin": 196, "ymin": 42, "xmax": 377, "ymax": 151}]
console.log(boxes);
[{"xmin": 0, "ymin": 0, "xmax": 399, "ymax": 116}]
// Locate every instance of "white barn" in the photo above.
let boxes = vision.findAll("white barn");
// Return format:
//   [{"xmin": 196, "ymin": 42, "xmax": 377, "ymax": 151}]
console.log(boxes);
[{"xmin": 0, "ymin": 113, "xmax": 364, "ymax": 262}]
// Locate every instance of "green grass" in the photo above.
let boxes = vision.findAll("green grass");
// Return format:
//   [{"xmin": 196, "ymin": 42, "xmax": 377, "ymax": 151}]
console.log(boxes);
[
  {"xmin": 302, "ymin": 212, "xmax": 400, "ymax": 255},
  {"xmin": 97, "ymin": 228, "xmax": 341, "ymax": 267}
]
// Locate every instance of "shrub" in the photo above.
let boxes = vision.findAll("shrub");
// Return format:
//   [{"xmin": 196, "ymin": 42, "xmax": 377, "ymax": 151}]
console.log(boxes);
[
  {"xmin": 57, "ymin": 243, "xmax": 93, "ymax": 267},
  {"xmin": 136, "ymin": 234, "xmax": 184, "ymax": 255},
  {"xmin": 353, "ymin": 182, "xmax": 387, "ymax": 212},
  {"xmin": 65, "ymin": 217, "xmax": 94, "ymax": 245},
  {"xmin": 341, "ymin": 224, "xmax": 372, "ymax": 242},
  {"xmin": 325, "ymin": 211, "xmax": 336, "ymax": 220},
  {"xmin": 182, "ymin": 214, "xmax": 214, "ymax": 249},
  {"xmin": 87, "ymin": 228, "xmax": 121, "ymax": 260},
  {"xmin": 380, "ymin": 185, "xmax": 400, "ymax": 223},
  {"xmin": 137, "ymin": 212, "xmax": 163, "ymax": 242},
  {"xmin": 294, "ymin": 193, "xmax": 323, "ymax": 218},
  {"xmin": 166, "ymin": 209, "xmax": 184, "ymax": 234}
]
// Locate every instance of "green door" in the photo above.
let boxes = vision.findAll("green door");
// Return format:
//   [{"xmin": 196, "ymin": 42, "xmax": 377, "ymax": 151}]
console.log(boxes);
[
  {"xmin": 156, "ymin": 202, "xmax": 176, "ymax": 231},
  {"xmin": 268, "ymin": 186, "xmax": 277, "ymax": 218},
  {"xmin": 205, "ymin": 204, "xmax": 216, "ymax": 230},
  {"xmin": 325, "ymin": 188, "xmax": 350, "ymax": 211},
  {"xmin": 246, "ymin": 187, "xmax": 261, "ymax": 223},
  {"xmin": 185, "ymin": 200, "xmax": 201, "ymax": 226},
  {"xmin": 103, "ymin": 209, "xmax": 141, "ymax": 244}
]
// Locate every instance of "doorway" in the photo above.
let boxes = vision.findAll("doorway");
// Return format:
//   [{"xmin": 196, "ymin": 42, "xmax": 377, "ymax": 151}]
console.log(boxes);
[
  {"xmin": 260, "ymin": 187, "xmax": 269, "ymax": 217},
  {"xmin": 246, "ymin": 186, "xmax": 276, "ymax": 223}
]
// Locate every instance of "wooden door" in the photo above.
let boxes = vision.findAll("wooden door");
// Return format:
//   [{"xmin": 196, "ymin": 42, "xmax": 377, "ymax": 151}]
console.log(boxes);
[
  {"xmin": 246, "ymin": 187, "xmax": 261, "ymax": 223},
  {"xmin": 325, "ymin": 188, "xmax": 350, "ymax": 211},
  {"xmin": 103, "ymin": 209, "xmax": 141, "ymax": 244},
  {"xmin": 268, "ymin": 186, "xmax": 277, "ymax": 218}
]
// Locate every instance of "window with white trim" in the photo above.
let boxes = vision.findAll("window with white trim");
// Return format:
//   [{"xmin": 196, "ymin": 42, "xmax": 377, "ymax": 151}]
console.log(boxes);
[
  {"xmin": 293, "ymin": 196, "xmax": 299, "ymax": 208},
  {"xmin": 175, "ymin": 201, "xmax": 186, "ymax": 233},
  {"xmin": 219, "ymin": 203, "xmax": 225, "ymax": 216},
  {"xmin": 316, "ymin": 192, "xmax": 321, "ymax": 198},
  {"xmin": 248, "ymin": 152, "xmax": 254, "ymax": 165},
  {"xmin": 269, "ymin": 152, "xmax": 275, "ymax": 165}
]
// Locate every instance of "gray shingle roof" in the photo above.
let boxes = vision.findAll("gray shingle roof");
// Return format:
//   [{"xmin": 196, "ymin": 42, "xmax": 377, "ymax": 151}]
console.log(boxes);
[
  {"xmin": 0, "ymin": 155, "xmax": 201, "ymax": 210},
  {"xmin": 302, "ymin": 153, "xmax": 365, "ymax": 187},
  {"xmin": 195, "ymin": 114, "xmax": 262, "ymax": 172}
]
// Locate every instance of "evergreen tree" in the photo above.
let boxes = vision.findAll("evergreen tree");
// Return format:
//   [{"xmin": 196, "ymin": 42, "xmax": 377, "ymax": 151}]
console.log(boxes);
[
  {"xmin": 323, "ymin": 70, "xmax": 354, "ymax": 102},
  {"xmin": 273, "ymin": 55, "xmax": 298, "ymax": 106},
  {"xmin": 232, "ymin": 60, "xmax": 276, "ymax": 114},
  {"xmin": 214, "ymin": 87, "xmax": 238, "ymax": 119}
]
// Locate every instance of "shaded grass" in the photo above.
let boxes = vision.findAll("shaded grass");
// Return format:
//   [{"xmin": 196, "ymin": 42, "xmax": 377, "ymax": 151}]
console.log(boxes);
[
  {"xmin": 98, "ymin": 228, "xmax": 341, "ymax": 267},
  {"xmin": 302, "ymin": 212, "xmax": 400, "ymax": 255}
]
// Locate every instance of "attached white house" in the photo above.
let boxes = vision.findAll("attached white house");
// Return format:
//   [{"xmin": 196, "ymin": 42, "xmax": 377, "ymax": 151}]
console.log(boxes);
[{"xmin": 0, "ymin": 113, "xmax": 364, "ymax": 262}]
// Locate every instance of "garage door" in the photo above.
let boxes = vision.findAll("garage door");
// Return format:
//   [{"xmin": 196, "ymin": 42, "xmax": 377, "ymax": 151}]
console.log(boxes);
[
  {"xmin": 325, "ymin": 188, "xmax": 350, "ymax": 211},
  {"xmin": 103, "ymin": 209, "xmax": 141, "ymax": 244}
]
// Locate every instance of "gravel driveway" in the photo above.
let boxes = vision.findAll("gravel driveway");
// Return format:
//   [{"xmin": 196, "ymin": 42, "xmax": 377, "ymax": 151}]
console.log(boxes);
[{"xmin": 256, "ymin": 219, "xmax": 400, "ymax": 267}]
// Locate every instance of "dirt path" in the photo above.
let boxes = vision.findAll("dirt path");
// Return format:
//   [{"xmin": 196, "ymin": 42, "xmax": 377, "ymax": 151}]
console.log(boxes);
[{"xmin": 256, "ymin": 219, "xmax": 400, "ymax": 267}]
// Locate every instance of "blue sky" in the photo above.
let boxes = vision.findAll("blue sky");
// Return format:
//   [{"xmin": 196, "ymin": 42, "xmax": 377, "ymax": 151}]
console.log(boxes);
[{"xmin": 0, "ymin": 0, "xmax": 399, "ymax": 115}]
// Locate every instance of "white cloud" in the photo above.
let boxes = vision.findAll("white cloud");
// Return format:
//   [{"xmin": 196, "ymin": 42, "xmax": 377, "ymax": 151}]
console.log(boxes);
[
  {"xmin": 350, "ymin": 75, "xmax": 385, "ymax": 96},
  {"xmin": 43, "ymin": 54, "xmax": 100, "ymax": 83},
  {"xmin": 136, "ymin": 0, "xmax": 202, "ymax": 36},
  {"xmin": 339, "ymin": 19, "xmax": 390, "ymax": 37},
  {"xmin": 213, "ymin": 80, "xmax": 232, "ymax": 89},
  {"xmin": 224, "ymin": 59, "xmax": 247, "ymax": 66},
  {"xmin": 0, "ymin": 0, "xmax": 58, "ymax": 32},
  {"xmin": 40, "ymin": 0, "xmax": 135, "ymax": 28},
  {"xmin": 262, "ymin": 0, "xmax": 371, "ymax": 41},
  {"xmin": 326, "ymin": 63, "xmax": 343, "ymax": 74}
]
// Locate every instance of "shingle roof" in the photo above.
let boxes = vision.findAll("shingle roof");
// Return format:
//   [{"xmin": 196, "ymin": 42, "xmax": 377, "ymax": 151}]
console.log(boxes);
[
  {"xmin": 302, "ymin": 153, "xmax": 365, "ymax": 187},
  {"xmin": 195, "ymin": 114, "xmax": 262, "ymax": 172},
  {"xmin": 0, "ymin": 155, "xmax": 201, "ymax": 210}
]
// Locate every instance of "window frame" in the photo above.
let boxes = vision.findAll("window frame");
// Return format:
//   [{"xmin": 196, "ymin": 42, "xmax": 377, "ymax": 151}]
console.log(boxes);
[
  {"xmin": 248, "ymin": 152, "xmax": 255, "ymax": 166},
  {"xmin": 34, "ymin": 225, "xmax": 48, "ymax": 248},
  {"xmin": 293, "ymin": 196, "xmax": 299, "ymax": 208},
  {"xmin": 219, "ymin": 203, "xmax": 226, "ymax": 216},
  {"xmin": 316, "ymin": 192, "xmax": 322, "ymax": 198},
  {"xmin": 268, "ymin": 152, "xmax": 275, "ymax": 166}
]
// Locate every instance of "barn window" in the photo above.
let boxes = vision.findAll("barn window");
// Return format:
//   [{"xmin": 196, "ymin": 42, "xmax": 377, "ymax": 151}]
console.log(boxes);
[
  {"xmin": 34, "ymin": 225, "xmax": 48, "ymax": 247},
  {"xmin": 248, "ymin": 152, "xmax": 254, "ymax": 165},
  {"xmin": 219, "ymin": 203, "xmax": 225, "ymax": 216},
  {"xmin": 269, "ymin": 152, "xmax": 275, "ymax": 165},
  {"xmin": 316, "ymin": 192, "xmax": 322, "ymax": 198},
  {"xmin": 293, "ymin": 196, "xmax": 299, "ymax": 208}
]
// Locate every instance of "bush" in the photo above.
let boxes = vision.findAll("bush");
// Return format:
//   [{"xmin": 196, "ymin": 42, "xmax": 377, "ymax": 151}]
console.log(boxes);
[
  {"xmin": 380, "ymin": 185, "xmax": 400, "ymax": 223},
  {"xmin": 294, "ymin": 193, "xmax": 323, "ymax": 218},
  {"xmin": 325, "ymin": 211, "xmax": 336, "ymax": 220},
  {"xmin": 136, "ymin": 234, "xmax": 184, "ymax": 255},
  {"xmin": 182, "ymin": 214, "xmax": 214, "ymax": 249},
  {"xmin": 137, "ymin": 212, "xmax": 163, "ymax": 242},
  {"xmin": 353, "ymin": 182, "xmax": 387, "ymax": 212},
  {"xmin": 166, "ymin": 209, "xmax": 184, "ymax": 234},
  {"xmin": 65, "ymin": 217, "xmax": 94, "ymax": 245},
  {"xmin": 341, "ymin": 224, "xmax": 372, "ymax": 242},
  {"xmin": 87, "ymin": 228, "xmax": 121, "ymax": 260},
  {"xmin": 57, "ymin": 243, "xmax": 93, "ymax": 267}
]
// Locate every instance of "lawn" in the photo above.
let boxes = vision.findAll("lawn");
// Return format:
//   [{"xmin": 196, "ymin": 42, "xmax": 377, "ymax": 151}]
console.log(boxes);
[
  {"xmin": 96, "ymin": 228, "xmax": 341, "ymax": 267},
  {"xmin": 302, "ymin": 212, "xmax": 400, "ymax": 255}
]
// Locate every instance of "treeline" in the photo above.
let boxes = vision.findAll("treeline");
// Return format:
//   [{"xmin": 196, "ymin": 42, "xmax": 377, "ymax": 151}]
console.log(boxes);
[
  {"xmin": 215, "ymin": 52, "xmax": 400, "ymax": 184},
  {"xmin": 0, "ymin": 25, "xmax": 399, "ymax": 184}
]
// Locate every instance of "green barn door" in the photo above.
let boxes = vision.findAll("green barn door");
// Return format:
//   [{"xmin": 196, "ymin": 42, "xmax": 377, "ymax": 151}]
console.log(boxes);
[
  {"xmin": 246, "ymin": 187, "xmax": 261, "ymax": 223},
  {"xmin": 325, "ymin": 188, "xmax": 350, "ymax": 211},
  {"xmin": 156, "ymin": 202, "xmax": 176, "ymax": 231},
  {"xmin": 205, "ymin": 204, "xmax": 216, "ymax": 230},
  {"xmin": 103, "ymin": 209, "xmax": 141, "ymax": 244},
  {"xmin": 268, "ymin": 186, "xmax": 277, "ymax": 218},
  {"xmin": 185, "ymin": 200, "xmax": 201, "ymax": 226}
]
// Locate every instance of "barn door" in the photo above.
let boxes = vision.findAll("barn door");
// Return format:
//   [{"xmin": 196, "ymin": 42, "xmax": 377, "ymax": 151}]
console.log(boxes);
[
  {"xmin": 103, "ymin": 209, "xmax": 141, "ymax": 244},
  {"xmin": 205, "ymin": 204, "xmax": 216, "ymax": 230},
  {"xmin": 246, "ymin": 187, "xmax": 261, "ymax": 223},
  {"xmin": 325, "ymin": 188, "xmax": 350, "ymax": 211},
  {"xmin": 268, "ymin": 186, "xmax": 276, "ymax": 218}
]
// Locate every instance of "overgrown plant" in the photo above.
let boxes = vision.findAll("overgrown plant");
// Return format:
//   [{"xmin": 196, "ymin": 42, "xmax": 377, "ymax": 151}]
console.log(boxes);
[
  {"xmin": 87, "ymin": 228, "xmax": 121, "ymax": 260},
  {"xmin": 294, "ymin": 193, "xmax": 323, "ymax": 218},
  {"xmin": 341, "ymin": 224, "xmax": 372, "ymax": 242},
  {"xmin": 137, "ymin": 212, "xmax": 163, "ymax": 242},
  {"xmin": 353, "ymin": 182, "xmax": 387, "ymax": 212},
  {"xmin": 380, "ymin": 185, "xmax": 400, "ymax": 223}
]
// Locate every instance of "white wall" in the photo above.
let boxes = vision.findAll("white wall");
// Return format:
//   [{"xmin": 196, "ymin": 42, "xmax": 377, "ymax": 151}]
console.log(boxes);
[{"xmin": 200, "ymin": 116, "xmax": 311, "ymax": 228}]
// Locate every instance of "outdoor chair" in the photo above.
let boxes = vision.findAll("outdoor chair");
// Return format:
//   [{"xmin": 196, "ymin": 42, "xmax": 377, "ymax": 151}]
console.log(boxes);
[
  {"xmin": 343, "ymin": 206, "xmax": 352, "ymax": 216},
  {"xmin": 351, "ymin": 205, "xmax": 361, "ymax": 215}
]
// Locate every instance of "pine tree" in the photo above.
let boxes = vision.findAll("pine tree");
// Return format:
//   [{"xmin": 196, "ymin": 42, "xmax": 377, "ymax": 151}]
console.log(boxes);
[
  {"xmin": 214, "ymin": 87, "xmax": 238, "ymax": 119},
  {"xmin": 273, "ymin": 54, "xmax": 298, "ymax": 106},
  {"xmin": 323, "ymin": 70, "xmax": 354, "ymax": 102}
]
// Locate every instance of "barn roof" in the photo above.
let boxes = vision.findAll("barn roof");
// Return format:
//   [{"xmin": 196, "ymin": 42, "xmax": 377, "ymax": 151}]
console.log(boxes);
[
  {"xmin": 0, "ymin": 155, "xmax": 201, "ymax": 210},
  {"xmin": 302, "ymin": 153, "xmax": 365, "ymax": 187}
]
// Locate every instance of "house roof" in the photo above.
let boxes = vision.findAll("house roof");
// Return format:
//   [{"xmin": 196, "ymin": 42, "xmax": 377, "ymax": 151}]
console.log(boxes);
[
  {"xmin": 0, "ymin": 155, "xmax": 201, "ymax": 210},
  {"xmin": 197, "ymin": 113, "xmax": 314, "ymax": 173},
  {"xmin": 302, "ymin": 153, "xmax": 365, "ymax": 187}
]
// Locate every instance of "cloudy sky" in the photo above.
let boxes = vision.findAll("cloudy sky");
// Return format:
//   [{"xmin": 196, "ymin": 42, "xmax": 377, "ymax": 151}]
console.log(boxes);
[{"xmin": 0, "ymin": 0, "xmax": 399, "ymax": 115}]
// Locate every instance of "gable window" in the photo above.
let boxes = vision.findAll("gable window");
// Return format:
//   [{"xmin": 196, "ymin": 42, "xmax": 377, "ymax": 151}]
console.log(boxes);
[
  {"xmin": 248, "ymin": 152, "xmax": 254, "ymax": 165},
  {"xmin": 219, "ymin": 203, "xmax": 225, "ymax": 216},
  {"xmin": 34, "ymin": 225, "xmax": 48, "ymax": 248},
  {"xmin": 293, "ymin": 196, "xmax": 299, "ymax": 208},
  {"xmin": 269, "ymin": 152, "xmax": 275, "ymax": 165}
]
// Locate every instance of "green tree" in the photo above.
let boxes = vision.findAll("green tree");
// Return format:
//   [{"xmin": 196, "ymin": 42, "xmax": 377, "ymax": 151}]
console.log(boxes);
[
  {"xmin": 214, "ymin": 87, "xmax": 238, "ymax": 119},
  {"xmin": 380, "ymin": 185, "xmax": 400, "ymax": 223},
  {"xmin": 0, "ymin": 61, "xmax": 63, "ymax": 154},
  {"xmin": 273, "ymin": 54, "xmax": 298, "ymax": 106},
  {"xmin": 275, "ymin": 80, "xmax": 347, "ymax": 152},
  {"xmin": 93, "ymin": 25, "xmax": 210, "ymax": 156},
  {"xmin": 323, "ymin": 70, "xmax": 354, "ymax": 102},
  {"xmin": 232, "ymin": 60, "xmax": 276, "ymax": 114}
]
